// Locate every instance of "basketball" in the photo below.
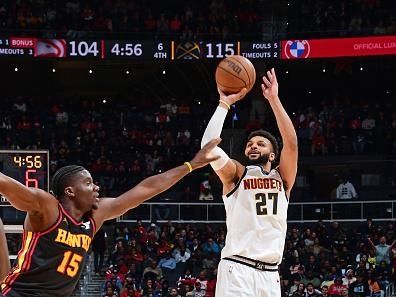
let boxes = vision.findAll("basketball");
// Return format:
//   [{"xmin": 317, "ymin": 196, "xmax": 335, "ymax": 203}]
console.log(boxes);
[{"xmin": 215, "ymin": 55, "xmax": 256, "ymax": 95}]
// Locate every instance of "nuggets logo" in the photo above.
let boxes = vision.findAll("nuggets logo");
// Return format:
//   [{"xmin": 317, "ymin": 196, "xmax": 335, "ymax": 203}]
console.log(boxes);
[
  {"xmin": 284, "ymin": 40, "xmax": 310, "ymax": 59},
  {"xmin": 175, "ymin": 42, "xmax": 200, "ymax": 60}
]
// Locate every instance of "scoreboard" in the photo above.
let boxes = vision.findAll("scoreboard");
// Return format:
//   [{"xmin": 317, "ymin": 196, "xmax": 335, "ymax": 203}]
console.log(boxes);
[
  {"xmin": 0, "ymin": 150, "xmax": 49, "ymax": 205},
  {"xmin": 0, "ymin": 37, "xmax": 280, "ymax": 60}
]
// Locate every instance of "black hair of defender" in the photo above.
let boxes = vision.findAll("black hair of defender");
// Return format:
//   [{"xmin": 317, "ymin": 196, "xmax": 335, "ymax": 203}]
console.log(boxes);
[{"xmin": 50, "ymin": 165, "xmax": 86, "ymax": 199}]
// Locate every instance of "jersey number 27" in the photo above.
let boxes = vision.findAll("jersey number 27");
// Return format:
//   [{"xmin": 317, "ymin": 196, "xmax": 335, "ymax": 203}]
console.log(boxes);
[{"xmin": 255, "ymin": 193, "xmax": 278, "ymax": 215}]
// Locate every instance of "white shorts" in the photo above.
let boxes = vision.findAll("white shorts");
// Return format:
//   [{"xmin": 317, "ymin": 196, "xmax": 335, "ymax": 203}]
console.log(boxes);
[{"xmin": 215, "ymin": 259, "xmax": 281, "ymax": 297}]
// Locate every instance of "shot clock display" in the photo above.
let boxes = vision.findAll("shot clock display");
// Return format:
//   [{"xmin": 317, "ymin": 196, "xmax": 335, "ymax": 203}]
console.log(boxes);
[{"xmin": 0, "ymin": 150, "xmax": 49, "ymax": 204}]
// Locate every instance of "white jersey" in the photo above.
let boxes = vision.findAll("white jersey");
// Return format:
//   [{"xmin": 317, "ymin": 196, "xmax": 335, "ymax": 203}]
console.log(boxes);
[{"xmin": 221, "ymin": 165, "xmax": 288, "ymax": 264}]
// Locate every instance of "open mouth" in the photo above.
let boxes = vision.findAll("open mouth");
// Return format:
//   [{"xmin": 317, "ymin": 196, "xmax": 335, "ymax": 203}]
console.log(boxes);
[{"xmin": 249, "ymin": 152, "xmax": 260, "ymax": 157}]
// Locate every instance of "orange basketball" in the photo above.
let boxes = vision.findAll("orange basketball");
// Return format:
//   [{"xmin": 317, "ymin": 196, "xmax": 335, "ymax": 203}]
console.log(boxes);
[{"xmin": 215, "ymin": 55, "xmax": 256, "ymax": 95}]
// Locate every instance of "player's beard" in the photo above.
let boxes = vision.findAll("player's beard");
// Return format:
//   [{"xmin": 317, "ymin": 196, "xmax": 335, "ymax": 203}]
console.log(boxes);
[{"xmin": 243, "ymin": 153, "xmax": 271, "ymax": 166}]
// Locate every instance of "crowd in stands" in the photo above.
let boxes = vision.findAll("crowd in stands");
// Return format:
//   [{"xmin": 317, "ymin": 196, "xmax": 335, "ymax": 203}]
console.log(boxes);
[
  {"xmin": 0, "ymin": 0, "xmax": 394, "ymax": 39},
  {"xmin": 287, "ymin": 0, "xmax": 396, "ymax": 37},
  {"xmin": 0, "ymin": 95, "xmax": 395, "ymax": 200},
  {"xmin": 96, "ymin": 219, "xmax": 395, "ymax": 297}
]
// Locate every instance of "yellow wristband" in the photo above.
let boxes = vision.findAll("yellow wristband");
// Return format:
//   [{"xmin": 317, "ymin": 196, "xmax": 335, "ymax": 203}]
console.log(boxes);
[
  {"xmin": 219, "ymin": 100, "xmax": 230, "ymax": 110},
  {"xmin": 184, "ymin": 162, "xmax": 193, "ymax": 173}
]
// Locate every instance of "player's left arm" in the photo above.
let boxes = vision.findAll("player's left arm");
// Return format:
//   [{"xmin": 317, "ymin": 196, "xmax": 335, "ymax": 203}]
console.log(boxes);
[
  {"xmin": 92, "ymin": 139, "xmax": 221, "ymax": 228},
  {"xmin": 261, "ymin": 68, "xmax": 298, "ymax": 196},
  {"xmin": 0, "ymin": 218, "xmax": 10, "ymax": 280}
]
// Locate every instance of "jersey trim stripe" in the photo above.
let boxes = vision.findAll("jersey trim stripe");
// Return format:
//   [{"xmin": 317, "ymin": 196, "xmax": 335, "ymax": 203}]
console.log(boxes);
[
  {"xmin": 225, "ymin": 167, "xmax": 248, "ymax": 197},
  {"xmin": 2, "ymin": 232, "xmax": 35, "ymax": 295},
  {"xmin": 89, "ymin": 217, "xmax": 97, "ymax": 235},
  {"xmin": 59, "ymin": 203, "xmax": 86, "ymax": 226}
]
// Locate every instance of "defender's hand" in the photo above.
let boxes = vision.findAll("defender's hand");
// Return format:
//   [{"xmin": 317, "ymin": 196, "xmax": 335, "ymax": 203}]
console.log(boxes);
[
  {"xmin": 189, "ymin": 138, "xmax": 222, "ymax": 170},
  {"xmin": 261, "ymin": 68, "xmax": 279, "ymax": 102}
]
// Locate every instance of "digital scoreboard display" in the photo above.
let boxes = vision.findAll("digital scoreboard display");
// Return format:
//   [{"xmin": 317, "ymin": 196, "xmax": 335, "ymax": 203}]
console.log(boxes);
[
  {"xmin": 0, "ymin": 150, "xmax": 49, "ymax": 205},
  {"xmin": 0, "ymin": 37, "xmax": 280, "ymax": 60}
]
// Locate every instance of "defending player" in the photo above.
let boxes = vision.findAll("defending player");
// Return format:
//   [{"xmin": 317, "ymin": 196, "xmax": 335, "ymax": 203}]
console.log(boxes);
[
  {"xmin": 0, "ymin": 218, "xmax": 10, "ymax": 281},
  {"xmin": 201, "ymin": 68, "xmax": 298, "ymax": 297},
  {"xmin": 0, "ymin": 138, "xmax": 221, "ymax": 297}
]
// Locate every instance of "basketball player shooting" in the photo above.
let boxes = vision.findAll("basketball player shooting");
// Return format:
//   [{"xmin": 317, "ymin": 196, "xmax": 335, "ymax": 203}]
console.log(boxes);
[
  {"xmin": 201, "ymin": 68, "xmax": 298, "ymax": 297},
  {"xmin": 0, "ymin": 139, "xmax": 220, "ymax": 297},
  {"xmin": 0, "ymin": 218, "xmax": 10, "ymax": 281}
]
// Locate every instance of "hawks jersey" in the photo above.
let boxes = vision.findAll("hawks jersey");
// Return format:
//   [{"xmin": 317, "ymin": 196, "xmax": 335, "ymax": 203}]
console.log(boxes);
[
  {"xmin": 221, "ymin": 165, "xmax": 288, "ymax": 264},
  {"xmin": 1, "ymin": 203, "xmax": 96, "ymax": 297}
]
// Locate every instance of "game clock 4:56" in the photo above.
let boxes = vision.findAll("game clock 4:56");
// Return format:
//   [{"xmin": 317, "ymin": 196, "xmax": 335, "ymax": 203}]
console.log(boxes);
[{"xmin": 0, "ymin": 150, "xmax": 49, "ymax": 203}]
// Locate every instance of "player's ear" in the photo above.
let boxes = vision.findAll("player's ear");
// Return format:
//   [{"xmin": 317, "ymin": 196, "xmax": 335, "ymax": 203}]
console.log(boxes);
[
  {"xmin": 269, "ymin": 152, "xmax": 276, "ymax": 162},
  {"xmin": 64, "ymin": 186, "xmax": 75, "ymax": 198}
]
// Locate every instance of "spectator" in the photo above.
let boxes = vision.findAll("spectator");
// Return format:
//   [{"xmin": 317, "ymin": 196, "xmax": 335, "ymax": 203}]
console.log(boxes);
[
  {"xmin": 198, "ymin": 180, "xmax": 214, "ymax": 201},
  {"xmin": 336, "ymin": 177, "xmax": 357, "ymax": 200},
  {"xmin": 142, "ymin": 260, "xmax": 163, "ymax": 281},
  {"xmin": 368, "ymin": 236, "xmax": 396, "ymax": 266},
  {"xmin": 201, "ymin": 237, "xmax": 220, "ymax": 255},
  {"xmin": 342, "ymin": 269, "xmax": 356, "ymax": 288},
  {"xmin": 158, "ymin": 252, "xmax": 177, "ymax": 270},
  {"xmin": 348, "ymin": 273, "xmax": 369, "ymax": 297},
  {"xmin": 329, "ymin": 277, "xmax": 348, "ymax": 296},
  {"xmin": 305, "ymin": 282, "xmax": 322, "ymax": 297}
]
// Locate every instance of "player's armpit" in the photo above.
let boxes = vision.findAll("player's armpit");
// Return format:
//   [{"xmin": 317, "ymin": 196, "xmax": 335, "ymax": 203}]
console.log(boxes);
[{"xmin": 278, "ymin": 143, "xmax": 298, "ymax": 196}]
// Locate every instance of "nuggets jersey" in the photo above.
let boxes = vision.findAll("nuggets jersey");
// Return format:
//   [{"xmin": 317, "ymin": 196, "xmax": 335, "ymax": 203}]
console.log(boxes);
[
  {"xmin": 221, "ymin": 165, "xmax": 288, "ymax": 264},
  {"xmin": 1, "ymin": 203, "xmax": 96, "ymax": 297}
]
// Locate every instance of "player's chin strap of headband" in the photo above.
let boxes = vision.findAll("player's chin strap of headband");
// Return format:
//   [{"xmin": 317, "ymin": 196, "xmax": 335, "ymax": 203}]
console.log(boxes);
[{"xmin": 201, "ymin": 105, "xmax": 230, "ymax": 170}]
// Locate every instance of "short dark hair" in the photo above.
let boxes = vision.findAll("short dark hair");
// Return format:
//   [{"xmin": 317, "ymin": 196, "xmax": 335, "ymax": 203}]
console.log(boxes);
[
  {"xmin": 50, "ymin": 165, "xmax": 86, "ymax": 199},
  {"xmin": 247, "ymin": 129, "xmax": 279, "ymax": 157}
]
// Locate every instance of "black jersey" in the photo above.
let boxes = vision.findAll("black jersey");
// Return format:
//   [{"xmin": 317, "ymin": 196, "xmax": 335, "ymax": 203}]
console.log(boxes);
[{"xmin": 1, "ymin": 203, "xmax": 96, "ymax": 297}]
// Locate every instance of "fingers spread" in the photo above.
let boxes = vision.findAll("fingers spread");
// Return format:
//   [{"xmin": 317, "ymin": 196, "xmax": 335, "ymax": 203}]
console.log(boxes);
[{"xmin": 263, "ymin": 76, "xmax": 271, "ymax": 87}]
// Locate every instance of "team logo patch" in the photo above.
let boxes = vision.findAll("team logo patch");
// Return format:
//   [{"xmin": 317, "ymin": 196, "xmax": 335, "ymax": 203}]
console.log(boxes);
[
  {"xmin": 34, "ymin": 39, "xmax": 66, "ymax": 58},
  {"xmin": 284, "ymin": 40, "xmax": 310, "ymax": 59},
  {"xmin": 81, "ymin": 221, "xmax": 91, "ymax": 230}
]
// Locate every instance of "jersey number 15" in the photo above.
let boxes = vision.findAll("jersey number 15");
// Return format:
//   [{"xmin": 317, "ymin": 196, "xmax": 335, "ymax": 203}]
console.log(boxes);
[{"xmin": 255, "ymin": 193, "xmax": 278, "ymax": 215}]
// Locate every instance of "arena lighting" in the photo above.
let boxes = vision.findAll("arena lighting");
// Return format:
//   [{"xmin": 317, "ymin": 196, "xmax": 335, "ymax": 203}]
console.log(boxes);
[
  {"xmin": 308, "ymin": 90, "xmax": 312, "ymax": 94},
  {"xmin": 125, "ymin": 70, "xmax": 130, "ymax": 75},
  {"xmin": 52, "ymin": 68, "xmax": 56, "ymax": 73},
  {"xmin": 102, "ymin": 99, "xmax": 107, "ymax": 104},
  {"xmin": 386, "ymin": 90, "xmax": 390, "ymax": 94},
  {"xmin": 360, "ymin": 66, "xmax": 364, "ymax": 71},
  {"xmin": 162, "ymin": 70, "xmax": 166, "ymax": 75},
  {"xmin": 14, "ymin": 67, "xmax": 18, "ymax": 72},
  {"xmin": 322, "ymin": 67, "xmax": 326, "ymax": 73},
  {"xmin": 285, "ymin": 70, "xmax": 289, "ymax": 74},
  {"xmin": 89, "ymin": 69, "xmax": 93, "ymax": 74}
]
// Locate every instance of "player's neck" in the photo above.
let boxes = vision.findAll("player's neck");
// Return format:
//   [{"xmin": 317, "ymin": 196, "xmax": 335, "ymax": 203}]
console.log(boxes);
[
  {"xmin": 260, "ymin": 162, "xmax": 271, "ymax": 172},
  {"xmin": 61, "ymin": 201, "xmax": 86, "ymax": 222}
]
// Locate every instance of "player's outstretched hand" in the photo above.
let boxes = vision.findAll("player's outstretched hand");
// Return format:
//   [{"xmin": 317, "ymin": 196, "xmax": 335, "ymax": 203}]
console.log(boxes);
[
  {"xmin": 261, "ymin": 68, "xmax": 279, "ymax": 102},
  {"xmin": 189, "ymin": 138, "xmax": 222, "ymax": 170},
  {"xmin": 217, "ymin": 87, "xmax": 248, "ymax": 107}
]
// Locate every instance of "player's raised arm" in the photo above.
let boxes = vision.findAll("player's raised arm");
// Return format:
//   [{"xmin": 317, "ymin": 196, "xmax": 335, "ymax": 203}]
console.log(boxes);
[
  {"xmin": 93, "ymin": 138, "xmax": 222, "ymax": 225},
  {"xmin": 201, "ymin": 87, "xmax": 248, "ymax": 193},
  {"xmin": 0, "ymin": 173, "xmax": 57, "ymax": 215},
  {"xmin": 0, "ymin": 218, "xmax": 10, "ymax": 280},
  {"xmin": 261, "ymin": 68, "xmax": 298, "ymax": 195}
]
